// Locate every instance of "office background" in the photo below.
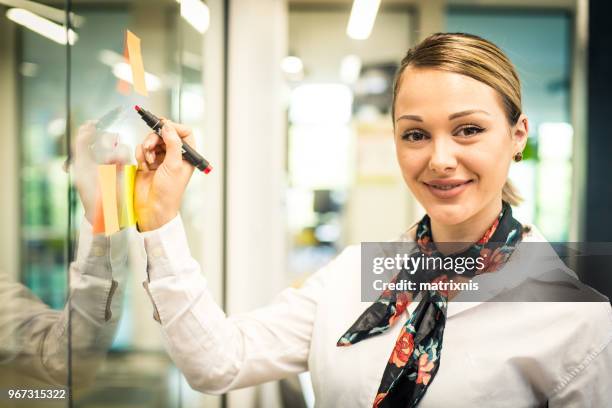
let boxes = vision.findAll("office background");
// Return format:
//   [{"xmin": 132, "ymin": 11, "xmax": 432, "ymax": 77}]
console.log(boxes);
[{"xmin": 0, "ymin": 0, "xmax": 610, "ymax": 407}]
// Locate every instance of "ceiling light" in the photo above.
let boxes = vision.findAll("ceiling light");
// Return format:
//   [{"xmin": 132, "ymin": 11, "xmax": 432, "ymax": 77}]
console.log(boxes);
[
  {"xmin": 281, "ymin": 56, "xmax": 304, "ymax": 75},
  {"xmin": 98, "ymin": 49, "xmax": 163, "ymax": 92},
  {"xmin": 346, "ymin": 0, "xmax": 381, "ymax": 40},
  {"xmin": 0, "ymin": 0, "xmax": 84, "ymax": 27},
  {"xmin": 340, "ymin": 55, "xmax": 361, "ymax": 84},
  {"xmin": 6, "ymin": 8, "xmax": 77, "ymax": 45},
  {"xmin": 112, "ymin": 62, "xmax": 162, "ymax": 92},
  {"xmin": 178, "ymin": 0, "xmax": 210, "ymax": 34}
]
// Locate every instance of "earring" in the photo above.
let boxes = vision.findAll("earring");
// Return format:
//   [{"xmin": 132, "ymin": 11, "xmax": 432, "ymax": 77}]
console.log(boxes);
[{"xmin": 513, "ymin": 152, "xmax": 523, "ymax": 162}]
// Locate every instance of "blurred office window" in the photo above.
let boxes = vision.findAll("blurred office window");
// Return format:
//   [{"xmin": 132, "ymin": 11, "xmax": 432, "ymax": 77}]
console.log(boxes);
[
  {"xmin": 18, "ymin": 4, "xmax": 70, "ymax": 311},
  {"xmin": 447, "ymin": 8, "xmax": 573, "ymax": 241},
  {"xmin": 286, "ymin": 5, "xmax": 417, "ymax": 286},
  {"xmin": 285, "ymin": 5, "xmax": 416, "ymax": 405}
]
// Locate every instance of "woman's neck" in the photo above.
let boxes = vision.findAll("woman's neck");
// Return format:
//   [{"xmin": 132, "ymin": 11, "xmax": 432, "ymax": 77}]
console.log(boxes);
[{"xmin": 429, "ymin": 198, "xmax": 503, "ymax": 254}]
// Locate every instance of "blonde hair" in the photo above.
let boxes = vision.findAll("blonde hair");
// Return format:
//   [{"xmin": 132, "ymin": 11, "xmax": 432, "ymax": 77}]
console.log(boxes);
[{"xmin": 392, "ymin": 32, "xmax": 523, "ymax": 206}]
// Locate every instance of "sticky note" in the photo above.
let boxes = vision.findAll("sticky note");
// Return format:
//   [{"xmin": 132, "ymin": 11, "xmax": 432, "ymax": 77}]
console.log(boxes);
[
  {"xmin": 92, "ymin": 183, "xmax": 105, "ymax": 234},
  {"xmin": 126, "ymin": 30, "xmax": 148, "ymax": 96},
  {"xmin": 117, "ymin": 32, "xmax": 131, "ymax": 95},
  {"xmin": 98, "ymin": 164, "xmax": 120, "ymax": 236},
  {"xmin": 119, "ymin": 165, "xmax": 137, "ymax": 227}
]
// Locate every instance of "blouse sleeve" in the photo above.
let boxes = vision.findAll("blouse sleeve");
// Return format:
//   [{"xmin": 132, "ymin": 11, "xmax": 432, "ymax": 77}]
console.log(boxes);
[
  {"xmin": 141, "ymin": 215, "xmax": 338, "ymax": 394},
  {"xmin": 547, "ymin": 306, "xmax": 612, "ymax": 407},
  {"xmin": 0, "ymin": 218, "xmax": 130, "ymax": 387}
]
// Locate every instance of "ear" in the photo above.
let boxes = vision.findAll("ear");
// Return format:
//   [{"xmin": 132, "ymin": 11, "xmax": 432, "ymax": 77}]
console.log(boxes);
[{"xmin": 511, "ymin": 113, "xmax": 529, "ymax": 154}]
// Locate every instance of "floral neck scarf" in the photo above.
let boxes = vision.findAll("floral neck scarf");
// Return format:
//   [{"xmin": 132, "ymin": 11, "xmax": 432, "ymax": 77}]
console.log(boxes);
[{"xmin": 337, "ymin": 201, "xmax": 523, "ymax": 408}]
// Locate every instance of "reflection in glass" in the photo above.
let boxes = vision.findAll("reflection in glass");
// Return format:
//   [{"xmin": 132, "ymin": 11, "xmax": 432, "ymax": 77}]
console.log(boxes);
[{"xmin": 1, "ymin": 0, "xmax": 217, "ymax": 406}]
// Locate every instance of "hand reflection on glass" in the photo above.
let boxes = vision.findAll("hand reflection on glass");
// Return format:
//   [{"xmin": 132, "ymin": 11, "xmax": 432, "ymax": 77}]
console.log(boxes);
[
  {"xmin": 72, "ymin": 117, "xmax": 132, "ymax": 223},
  {"xmin": 0, "ymin": 115, "xmax": 132, "ymax": 391}
]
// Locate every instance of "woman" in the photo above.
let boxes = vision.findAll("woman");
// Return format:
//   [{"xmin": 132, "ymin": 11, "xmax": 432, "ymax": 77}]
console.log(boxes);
[{"xmin": 134, "ymin": 33, "xmax": 612, "ymax": 407}]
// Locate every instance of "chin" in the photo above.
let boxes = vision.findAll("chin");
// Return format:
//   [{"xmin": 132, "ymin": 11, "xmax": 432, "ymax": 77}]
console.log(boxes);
[{"xmin": 423, "ymin": 201, "xmax": 473, "ymax": 226}]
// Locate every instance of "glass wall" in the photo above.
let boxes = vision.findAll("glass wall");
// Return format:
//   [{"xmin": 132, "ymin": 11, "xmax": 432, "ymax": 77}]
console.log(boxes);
[{"xmin": 0, "ymin": 0, "xmax": 221, "ymax": 406}]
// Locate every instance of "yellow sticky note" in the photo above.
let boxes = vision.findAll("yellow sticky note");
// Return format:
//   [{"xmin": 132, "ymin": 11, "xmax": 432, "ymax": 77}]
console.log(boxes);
[
  {"xmin": 98, "ymin": 164, "xmax": 120, "ymax": 236},
  {"xmin": 126, "ymin": 30, "xmax": 148, "ymax": 96},
  {"xmin": 119, "ymin": 165, "xmax": 137, "ymax": 227}
]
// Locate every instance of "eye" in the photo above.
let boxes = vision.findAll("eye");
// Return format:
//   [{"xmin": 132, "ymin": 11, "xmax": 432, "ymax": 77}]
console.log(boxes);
[
  {"xmin": 455, "ymin": 125, "xmax": 485, "ymax": 138},
  {"xmin": 401, "ymin": 130, "xmax": 429, "ymax": 142}
]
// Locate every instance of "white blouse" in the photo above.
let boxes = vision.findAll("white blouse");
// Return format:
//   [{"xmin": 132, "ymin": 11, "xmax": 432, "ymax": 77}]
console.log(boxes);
[
  {"xmin": 141, "ymin": 215, "xmax": 612, "ymax": 407},
  {"xmin": 0, "ymin": 219, "xmax": 129, "ymax": 388}
]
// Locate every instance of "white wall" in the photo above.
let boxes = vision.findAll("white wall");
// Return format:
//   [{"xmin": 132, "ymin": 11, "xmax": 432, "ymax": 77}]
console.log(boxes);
[{"xmin": 227, "ymin": 0, "xmax": 289, "ymax": 407}]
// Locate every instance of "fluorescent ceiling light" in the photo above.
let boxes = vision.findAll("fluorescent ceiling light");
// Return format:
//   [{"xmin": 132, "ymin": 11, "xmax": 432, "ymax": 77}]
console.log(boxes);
[
  {"xmin": 98, "ymin": 49, "xmax": 124, "ymax": 67},
  {"xmin": 346, "ymin": 0, "xmax": 381, "ymax": 40},
  {"xmin": 112, "ymin": 62, "xmax": 162, "ymax": 92},
  {"xmin": 178, "ymin": 0, "xmax": 210, "ymax": 34},
  {"xmin": 281, "ymin": 56, "xmax": 304, "ymax": 75},
  {"xmin": 340, "ymin": 55, "xmax": 361, "ymax": 84},
  {"xmin": 0, "ymin": 0, "xmax": 84, "ymax": 27},
  {"xmin": 98, "ymin": 49, "xmax": 163, "ymax": 92},
  {"xmin": 6, "ymin": 8, "xmax": 78, "ymax": 45}
]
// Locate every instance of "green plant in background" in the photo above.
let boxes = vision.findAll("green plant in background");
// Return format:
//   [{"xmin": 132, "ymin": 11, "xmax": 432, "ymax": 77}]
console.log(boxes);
[{"xmin": 522, "ymin": 135, "xmax": 538, "ymax": 162}]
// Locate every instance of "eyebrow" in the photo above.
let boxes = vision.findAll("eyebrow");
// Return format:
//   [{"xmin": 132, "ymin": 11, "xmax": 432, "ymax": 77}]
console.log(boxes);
[{"xmin": 395, "ymin": 109, "xmax": 491, "ymax": 123}]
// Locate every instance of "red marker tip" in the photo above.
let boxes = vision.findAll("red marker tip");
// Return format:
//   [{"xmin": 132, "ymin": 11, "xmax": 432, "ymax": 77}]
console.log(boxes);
[
  {"xmin": 134, "ymin": 105, "xmax": 141, "ymax": 112},
  {"xmin": 204, "ymin": 165, "xmax": 213, "ymax": 174}
]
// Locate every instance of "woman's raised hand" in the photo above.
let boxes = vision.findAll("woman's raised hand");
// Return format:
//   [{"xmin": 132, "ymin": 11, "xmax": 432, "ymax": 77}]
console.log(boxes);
[{"xmin": 134, "ymin": 121, "xmax": 195, "ymax": 232}]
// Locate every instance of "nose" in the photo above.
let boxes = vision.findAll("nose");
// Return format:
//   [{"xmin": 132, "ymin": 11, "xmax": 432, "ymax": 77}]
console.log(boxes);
[{"xmin": 428, "ymin": 137, "xmax": 457, "ymax": 174}]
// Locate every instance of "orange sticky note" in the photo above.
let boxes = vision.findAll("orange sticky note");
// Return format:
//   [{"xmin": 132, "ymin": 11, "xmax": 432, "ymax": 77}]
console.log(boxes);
[
  {"xmin": 126, "ymin": 30, "xmax": 148, "ymax": 96},
  {"xmin": 92, "ymin": 183, "xmax": 105, "ymax": 234},
  {"xmin": 117, "ymin": 32, "xmax": 131, "ymax": 95},
  {"xmin": 98, "ymin": 164, "xmax": 120, "ymax": 236}
]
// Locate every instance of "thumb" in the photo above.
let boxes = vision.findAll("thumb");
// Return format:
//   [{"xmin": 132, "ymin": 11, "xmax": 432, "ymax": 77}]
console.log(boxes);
[{"xmin": 161, "ymin": 122, "xmax": 183, "ymax": 170}]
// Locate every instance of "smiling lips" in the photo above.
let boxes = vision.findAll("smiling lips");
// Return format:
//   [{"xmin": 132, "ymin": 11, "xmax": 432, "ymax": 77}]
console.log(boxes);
[{"xmin": 423, "ymin": 179, "xmax": 474, "ymax": 199}]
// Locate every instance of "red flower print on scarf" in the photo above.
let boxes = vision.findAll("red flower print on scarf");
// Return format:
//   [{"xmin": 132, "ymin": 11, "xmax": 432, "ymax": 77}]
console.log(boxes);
[
  {"xmin": 478, "ymin": 247, "xmax": 508, "ymax": 274},
  {"xmin": 430, "ymin": 275, "xmax": 449, "ymax": 297},
  {"xmin": 477, "ymin": 217, "xmax": 500, "ymax": 244},
  {"xmin": 338, "ymin": 202, "xmax": 523, "ymax": 408},
  {"xmin": 416, "ymin": 353, "xmax": 435, "ymax": 385},
  {"xmin": 389, "ymin": 291, "xmax": 411, "ymax": 325},
  {"xmin": 373, "ymin": 392, "xmax": 388, "ymax": 408},
  {"xmin": 388, "ymin": 326, "xmax": 415, "ymax": 367}
]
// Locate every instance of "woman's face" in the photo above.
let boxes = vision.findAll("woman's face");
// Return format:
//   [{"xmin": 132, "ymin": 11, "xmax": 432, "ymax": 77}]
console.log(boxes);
[{"xmin": 393, "ymin": 67, "xmax": 528, "ymax": 227}]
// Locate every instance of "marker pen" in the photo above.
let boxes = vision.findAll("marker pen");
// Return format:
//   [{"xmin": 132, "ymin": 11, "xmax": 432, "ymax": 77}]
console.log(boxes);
[{"xmin": 134, "ymin": 105, "xmax": 213, "ymax": 174}]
